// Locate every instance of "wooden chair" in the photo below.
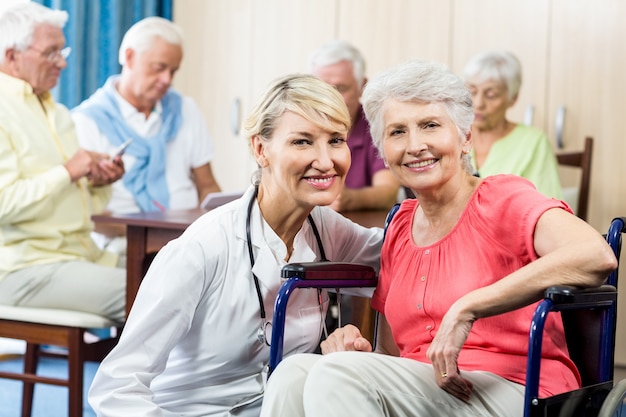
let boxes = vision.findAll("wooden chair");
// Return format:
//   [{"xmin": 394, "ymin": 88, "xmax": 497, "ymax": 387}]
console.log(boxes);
[
  {"xmin": 0, "ymin": 306, "xmax": 121, "ymax": 416},
  {"xmin": 557, "ymin": 136, "xmax": 594, "ymax": 221}
]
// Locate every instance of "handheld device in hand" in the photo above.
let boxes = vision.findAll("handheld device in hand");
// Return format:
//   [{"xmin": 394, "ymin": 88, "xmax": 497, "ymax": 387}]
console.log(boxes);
[{"xmin": 110, "ymin": 138, "xmax": 133, "ymax": 158}]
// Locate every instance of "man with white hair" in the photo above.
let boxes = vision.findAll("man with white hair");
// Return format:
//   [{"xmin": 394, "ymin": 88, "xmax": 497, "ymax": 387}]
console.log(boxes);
[
  {"xmin": 72, "ymin": 17, "xmax": 221, "ymax": 242},
  {"xmin": 0, "ymin": 2, "xmax": 126, "ymax": 323}
]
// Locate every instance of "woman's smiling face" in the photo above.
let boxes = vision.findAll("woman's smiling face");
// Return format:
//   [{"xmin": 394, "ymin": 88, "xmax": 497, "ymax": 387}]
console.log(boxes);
[
  {"xmin": 254, "ymin": 110, "xmax": 351, "ymax": 208},
  {"xmin": 381, "ymin": 99, "xmax": 469, "ymax": 192}
]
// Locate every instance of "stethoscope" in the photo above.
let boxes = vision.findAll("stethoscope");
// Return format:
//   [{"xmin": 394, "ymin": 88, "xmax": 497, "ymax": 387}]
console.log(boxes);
[{"xmin": 245, "ymin": 185, "xmax": 327, "ymax": 346}]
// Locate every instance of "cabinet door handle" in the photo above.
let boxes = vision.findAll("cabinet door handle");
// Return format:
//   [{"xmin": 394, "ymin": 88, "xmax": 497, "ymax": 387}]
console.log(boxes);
[
  {"xmin": 555, "ymin": 105, "xmax": 566, "ymax": 149},
  {"xmin": 230, "ymin": 97, "xmax": 241, "ymax": 136},
  {"xmin": 523, "ymin": 104, "xmax": 535, "ymax": 126}
]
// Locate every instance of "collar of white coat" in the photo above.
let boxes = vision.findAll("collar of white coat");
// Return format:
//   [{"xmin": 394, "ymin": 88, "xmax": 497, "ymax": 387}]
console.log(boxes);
[{"xmin": 235, "ymin": 185, "xmax": 319, "ymax": 290}]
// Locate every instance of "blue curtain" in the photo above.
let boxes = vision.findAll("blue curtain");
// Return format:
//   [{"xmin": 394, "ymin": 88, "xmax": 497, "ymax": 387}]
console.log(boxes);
[{"xmin": 33, "ymin": 0, "xmax": 173, "ymax": 109}]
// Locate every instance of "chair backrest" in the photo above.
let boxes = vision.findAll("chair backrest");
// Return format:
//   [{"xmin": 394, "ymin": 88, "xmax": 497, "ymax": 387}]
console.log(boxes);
[{"xmin": 557, "ymin": 136, "xmax": 594, "ymax": 221}]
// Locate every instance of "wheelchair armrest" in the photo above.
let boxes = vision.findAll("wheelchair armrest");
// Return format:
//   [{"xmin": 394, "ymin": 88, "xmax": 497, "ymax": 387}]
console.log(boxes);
[
  {"xmin": 281, "ymin": 262, "xmax": 377, "ymax": 280},
  {"xmin": 545, "ymin": 285, "xmax": 617, "ymax": 309},
  {"xmin": 270, "ymin": 262, "xmax": 377, "ymax": 376}
]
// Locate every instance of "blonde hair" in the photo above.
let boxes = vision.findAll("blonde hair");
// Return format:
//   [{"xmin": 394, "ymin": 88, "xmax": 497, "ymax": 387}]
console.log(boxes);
[{"xmin": 241, "ymin": 74, "xmax": 351, "ymax": 146}]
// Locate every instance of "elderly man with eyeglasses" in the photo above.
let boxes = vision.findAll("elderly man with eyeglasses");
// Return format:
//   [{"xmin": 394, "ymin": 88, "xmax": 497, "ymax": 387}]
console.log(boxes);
[{"xmin": 0, "ymin": 2, "xmax": 127, "ymax": 324}]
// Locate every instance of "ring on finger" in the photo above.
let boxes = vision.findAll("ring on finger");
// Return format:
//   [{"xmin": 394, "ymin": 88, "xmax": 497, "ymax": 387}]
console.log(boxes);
[{"xmin": 441, "ymin": 372, "xmax": 447, "ymax": 378}]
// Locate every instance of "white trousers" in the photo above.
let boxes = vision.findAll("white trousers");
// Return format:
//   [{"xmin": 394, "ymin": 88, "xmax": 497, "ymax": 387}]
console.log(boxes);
[
  {"xmin": 0, "ymin": 261, "xmax": 126, "ymax": 323},
  {"xmin": 261, "ymin": 352, "xmax": 525, "ymax": 417}
]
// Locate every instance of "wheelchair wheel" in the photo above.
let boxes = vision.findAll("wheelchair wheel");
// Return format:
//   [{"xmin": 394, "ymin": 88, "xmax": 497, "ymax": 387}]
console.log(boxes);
[{"xmin": 598, "ymin": 379, "xmax": 626, "ymax": 417}]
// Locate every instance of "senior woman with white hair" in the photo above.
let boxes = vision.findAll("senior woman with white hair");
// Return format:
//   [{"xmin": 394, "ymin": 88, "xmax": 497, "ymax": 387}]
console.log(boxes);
[
  {"xmin": 259, "ymin": 60, "xmax": 616, "ymax": 417},
  {"xmin": 463, "ymin": 50, "xmax": 562, "ymax": 199}
]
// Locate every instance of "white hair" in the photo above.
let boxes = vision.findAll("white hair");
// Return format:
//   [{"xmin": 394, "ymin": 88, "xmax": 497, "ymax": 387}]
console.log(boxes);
[
  {"xmin": 462, "ymin": 50, "xmax": 522, "ymax": 101},
  {"xmin": 0, "ymin": 2, "xmax": 68, "ymax": 65},
  {"xmin": 308, "ymin": 40, "xmax": 366, "ymax": 86},
  {"xmin": 362, "ymin": 60, "xmax": 475, "ymax": 174},
  {"xmin": 118, "ymin": 16, "xmax": 184, "ymax": 66}
]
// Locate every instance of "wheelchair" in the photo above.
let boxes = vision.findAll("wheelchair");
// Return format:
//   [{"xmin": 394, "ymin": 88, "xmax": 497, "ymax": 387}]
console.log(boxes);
[{"xmin": 268, "ymin": 215, "xmax": 626, "ymax": 417}]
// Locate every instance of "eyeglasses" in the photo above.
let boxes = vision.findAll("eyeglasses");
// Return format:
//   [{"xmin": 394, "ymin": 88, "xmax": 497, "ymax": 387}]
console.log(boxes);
[{"xmin": 26, "ymin": 46, "xmax": 71, "ymax": 62}]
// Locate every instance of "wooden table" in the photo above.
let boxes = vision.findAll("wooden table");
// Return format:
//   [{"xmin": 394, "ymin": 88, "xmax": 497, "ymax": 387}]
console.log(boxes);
[
  {"xmin": 92, "ymin": 209, "xmax": 206, "ymax": 316},
  {"xmin": 92, "ymin": 208, "xmax": 388, "ymax": 318}
]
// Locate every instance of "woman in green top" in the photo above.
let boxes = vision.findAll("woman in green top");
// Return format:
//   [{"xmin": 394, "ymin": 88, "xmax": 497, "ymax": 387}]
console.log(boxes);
[{"xmin": 463, "ymin": 50, "xmax": 562, "ymax": 199}]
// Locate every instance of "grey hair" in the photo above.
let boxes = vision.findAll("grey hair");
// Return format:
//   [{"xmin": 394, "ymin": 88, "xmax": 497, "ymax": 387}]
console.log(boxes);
[
  {"xmin": 361, "ymin": 60, "xmax": 474, "ymax": 174},
  {"xmin": 0, "ymin": 2, "xmax": 68, "ymax": 65},
  {"xmin": 119, "ymin": 17, "xmax": 183, "ymax": 66},
  {"xmin": 307, "ymin": 40, "xmax": 366, "ymax": 86},
  {"xmin": 462, "ymin": 50, "xmax": 522, "ymax": 101}
]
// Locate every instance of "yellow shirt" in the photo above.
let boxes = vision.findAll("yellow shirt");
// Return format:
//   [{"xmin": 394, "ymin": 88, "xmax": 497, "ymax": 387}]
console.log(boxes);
[{"xmin": 0, "ymin": 72, "xmax": 116, "ymax": 279}]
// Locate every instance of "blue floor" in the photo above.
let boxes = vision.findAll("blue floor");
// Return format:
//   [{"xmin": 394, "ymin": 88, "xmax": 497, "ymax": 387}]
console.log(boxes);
[{"xmin": 0, "ymin": 356, "xmax": 97, "ymax": 417}]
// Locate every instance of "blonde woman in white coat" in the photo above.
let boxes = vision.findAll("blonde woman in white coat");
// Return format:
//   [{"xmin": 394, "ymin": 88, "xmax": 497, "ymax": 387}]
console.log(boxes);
[{"xmin": 87, "ymin": 74, "xmax": 383, "ymax": 417}]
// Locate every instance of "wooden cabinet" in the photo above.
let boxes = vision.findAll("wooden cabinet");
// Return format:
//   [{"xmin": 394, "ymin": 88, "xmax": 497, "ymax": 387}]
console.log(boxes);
[
  {"xmin": 173, "ymin": 0, "xmax": 255, "ymax": 192},
  {"xmin": 450, "ymin": 0, "xmax": 626, "ymax": 232},
  {"xmin": 174, "ymin": 0, "xmax": 336, "ymax": 192},
  {"xmin": 450, "ymin": 0, "xmax": 551, "ymax": 133},
  {"xmin": 547, "ymin": 0, "xmax": 626, "ymax": 231},
  {"xmin": 336, "ymin": 0, "xmax": 452, "ymax": 77}
]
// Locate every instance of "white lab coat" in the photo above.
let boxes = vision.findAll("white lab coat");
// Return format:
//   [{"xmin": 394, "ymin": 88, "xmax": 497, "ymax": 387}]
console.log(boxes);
[{"xmin": 88, "ymin": 186, "xmax": 383, "ymax": 417}]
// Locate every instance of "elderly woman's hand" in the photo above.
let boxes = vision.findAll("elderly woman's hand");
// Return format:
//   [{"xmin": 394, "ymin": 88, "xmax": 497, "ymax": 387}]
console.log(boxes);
[
  {"xmin": 426, "ymin": 305, "xmax": 475, "ymax": 402},
  {"xmin": 320, "ymin": 324, "xmax": 372, "ymax": 354}
]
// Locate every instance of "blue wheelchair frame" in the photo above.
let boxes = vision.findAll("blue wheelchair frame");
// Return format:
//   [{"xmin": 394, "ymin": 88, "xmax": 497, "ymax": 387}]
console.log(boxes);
[{"xmin": 524, "ymin": 217, "xmax": 625, "ymax": 417}]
